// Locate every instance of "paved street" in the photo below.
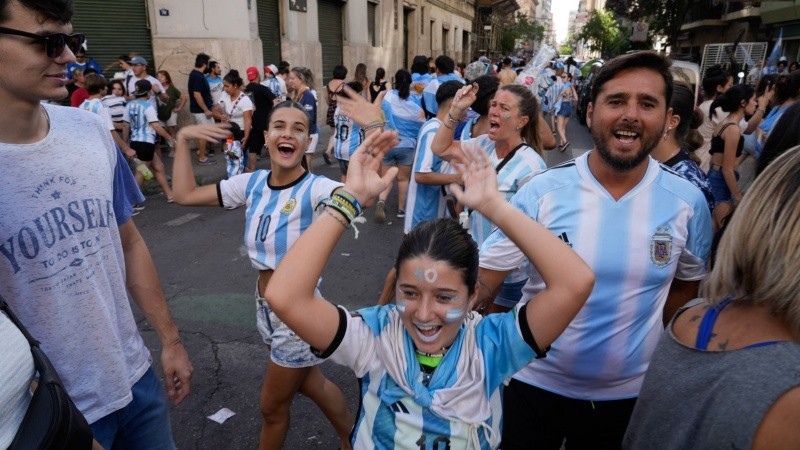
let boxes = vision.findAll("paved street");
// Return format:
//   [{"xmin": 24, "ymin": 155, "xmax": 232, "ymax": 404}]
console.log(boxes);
[{"xmin": 132, "ymin": 119, "xmax": 593, "ymax": 449}]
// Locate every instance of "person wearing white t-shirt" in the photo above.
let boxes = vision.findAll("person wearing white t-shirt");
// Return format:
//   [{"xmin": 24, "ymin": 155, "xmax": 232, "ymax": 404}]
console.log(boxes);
[
  {"xmin": 124, "ymin": 56, "xmax": 167, "ymax": 109},
  {"xmin": 214, "ymin": 70, "xmax": 253, "ymax": 177},
  {"xmin": 0, "ymin": 3, "xmax": 192, "ymax": 447}
]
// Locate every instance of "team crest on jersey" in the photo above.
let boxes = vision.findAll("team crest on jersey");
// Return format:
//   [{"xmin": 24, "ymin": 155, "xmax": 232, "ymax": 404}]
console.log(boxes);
[
  {"xmin": 650, "ymin": 227, "xmax": 673, "ymax": 267},
  {"xmin": 280, "ymin": 198, "xmax": 297, "ymax": 215}
]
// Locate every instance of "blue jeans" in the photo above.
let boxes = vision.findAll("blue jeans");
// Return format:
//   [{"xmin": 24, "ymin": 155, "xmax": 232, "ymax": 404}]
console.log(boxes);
[{"xmin": 90, "ymin": 367, "xmax": 176, "ymax": 450}]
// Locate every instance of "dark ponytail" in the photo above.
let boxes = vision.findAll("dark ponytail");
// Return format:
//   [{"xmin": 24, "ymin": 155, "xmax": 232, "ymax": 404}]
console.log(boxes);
[
  {"xmin": 709, "ymin": 84, "xmax": 754, "ymax": 119},
  {"xmin": 394, "ymin": 69, "xmax": 412, "ymax": 100}
]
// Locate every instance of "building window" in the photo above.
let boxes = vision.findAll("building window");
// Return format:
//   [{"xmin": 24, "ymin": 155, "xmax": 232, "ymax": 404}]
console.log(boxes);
[
  {"xmin": 394, "ymin": 0, "xmax": 398, "ymax": 30},
  {"xmin": 368, "ymin": 1, "xmax": 377, "ymax": 47},
  {"xmin": 442, "ymin": 28, "xmax": 448, "ymax": 53},
  {"xmin": 421, "ymin": 7, "xmax": 425, "ymax": 35}
]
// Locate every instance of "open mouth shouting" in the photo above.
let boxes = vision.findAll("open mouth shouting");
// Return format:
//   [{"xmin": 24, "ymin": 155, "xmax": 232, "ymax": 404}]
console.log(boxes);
[
  {"xmin": 276, "ymin": 142, "xmax": 297, "ymax": 158},
  {"xmin": 612, "ymin": 128, "xmax": 641, "ymax": 147},
  {"xmin": 413, "ymin": 322, "xmax": 443, "ymax": 344}
]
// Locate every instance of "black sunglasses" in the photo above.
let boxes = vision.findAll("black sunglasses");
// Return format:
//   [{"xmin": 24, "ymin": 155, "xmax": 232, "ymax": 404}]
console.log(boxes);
[{"xmin": 0, "ymin": 26, "xmax": 85, "ymax": 59}]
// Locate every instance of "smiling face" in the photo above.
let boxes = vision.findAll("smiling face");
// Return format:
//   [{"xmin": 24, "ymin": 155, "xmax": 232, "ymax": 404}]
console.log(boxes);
[
  {"xmin": 396, "ymin": 256, "xmax": 474, "ymax": 354},
  {"xmin": 265, "ymin": 106, "xmax": 310, "ymax": 172},
  {"xmin": 487, "ymin": 90, "xmax": 528, "ymax": 142},
  {"xmin": 587, "ymin": 68, "xmax": 670, "ymax": 172},
  {"xmin": 0, "ymin": 2, "xmax": 77, "ymax": 103},
  {"xmin": 222, "ymin": 80, "xmax": 238, "ymax": 96}
]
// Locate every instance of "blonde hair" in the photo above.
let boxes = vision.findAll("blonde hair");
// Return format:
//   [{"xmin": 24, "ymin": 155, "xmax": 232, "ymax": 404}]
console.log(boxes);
[{"xmin": 701, "ymin": 145, "xmax": 800, "ymax": 334}]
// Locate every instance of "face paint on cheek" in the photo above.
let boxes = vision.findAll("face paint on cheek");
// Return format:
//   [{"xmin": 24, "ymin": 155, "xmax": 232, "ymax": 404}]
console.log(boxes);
[
  {"xmin": 268, "ymin": 131, "xmax": 281, "ymax": 140},
  {"xmin": 395, "ymin": 300, "xmax": 408, "ymax": 314},
  {"xmin": 503, "ymin": 113, "xmax": 512, "ymax": 120},
  {"xmin": 295, "ymin": 133, "xmax": 307, "ymax": 143},
  {"xmin": 444, "ymin": 307, "xmax": 464, "ymax": 323}
]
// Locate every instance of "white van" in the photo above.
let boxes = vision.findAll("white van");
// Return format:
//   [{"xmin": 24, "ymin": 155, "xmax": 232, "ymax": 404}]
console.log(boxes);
[{"xmin": 670, "ymin": 60, "xmax": 701, "ymax": 106}]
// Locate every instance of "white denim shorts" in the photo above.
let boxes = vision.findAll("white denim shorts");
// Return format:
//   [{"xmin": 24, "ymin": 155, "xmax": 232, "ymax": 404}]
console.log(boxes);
[
  {"xmin": 305, "ymin": 133, "xmax": 320, "ymax": 154},
  {"xmin": 255, "ymin": 287, "xmax": 324, "ymax": 368}
]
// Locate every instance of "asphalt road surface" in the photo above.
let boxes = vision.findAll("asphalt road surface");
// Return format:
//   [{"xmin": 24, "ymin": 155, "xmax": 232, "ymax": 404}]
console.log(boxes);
[{"xmin": 132, "ymin": 119, "xmax": 593, "ymax": 449}]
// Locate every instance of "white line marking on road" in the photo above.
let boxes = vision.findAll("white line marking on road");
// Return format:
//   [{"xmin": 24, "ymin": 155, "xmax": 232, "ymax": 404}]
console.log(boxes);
[{"xmin": 165, "ymin": 213, "xmax": 201, "ymax": 226}]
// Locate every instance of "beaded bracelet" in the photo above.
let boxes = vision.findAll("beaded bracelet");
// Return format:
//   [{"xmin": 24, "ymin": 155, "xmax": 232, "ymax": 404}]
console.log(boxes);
[
  {"xmin": 323, "ymin": 208, "xmax": 348, "ymax": 229},
  {"xmin": 363, "ymin": 121, "xmax": 387, "ymax": 133},
  {"xmin": 442, "ymin": 121, "xmax": 454, "ymax": 130},
  {"xmin": 447, "ymin": 111, "xmax": 462, "ymax": 124},
  {"xmin": 332, "ymin": 190, "xmax": 363, "ymax": 217}
]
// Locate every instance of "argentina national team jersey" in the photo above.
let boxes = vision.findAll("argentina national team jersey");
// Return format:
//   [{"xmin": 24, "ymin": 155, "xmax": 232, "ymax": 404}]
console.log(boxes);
[
  {"xmin": 324, "ymin": 304, "xmax": 538, "ymax": 450},
  {"xmin": 382, "ymin": 90, "xmax": 425, "ymax": 149},
  {"xmin": 480, "ymin": 153, "xmax": 712, "ymax": 400},
  {"xmin": 404, "ymin": 118, "xmax": 451, "ymax": 233},
  {"xmin": 123, "ymin": 99, "xmax": 157, "ymax": 144},
  {"xmin": 218, "ymin": 170, "xmax": 341, "ymax": 270},
  {"xmin": 462, "ymin": 135, "xmax": 546, "ymax": 247},
  {"xmin": 333, "ymin": 105, "xmax": 362, "ymax": 161}
]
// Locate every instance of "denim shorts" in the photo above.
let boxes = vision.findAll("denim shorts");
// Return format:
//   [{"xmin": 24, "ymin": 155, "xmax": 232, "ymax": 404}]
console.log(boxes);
[
  {"xmin": 90, "ymin": 367, "xmax": 175, "ymax": 450},
  {"xmin": 707, "ymin": 167, "xmax": 739, "ymax": 203},
  {"xmin": 256, "ymin": 288, "xmax": 324, "ymax": 368},
  {"xmin": 558, "ymin": 102, "xmax": 573, "ymax": 117},
  {"xmin": 383, "ymin": 146, "xmax": 415, "ymax": 166}
]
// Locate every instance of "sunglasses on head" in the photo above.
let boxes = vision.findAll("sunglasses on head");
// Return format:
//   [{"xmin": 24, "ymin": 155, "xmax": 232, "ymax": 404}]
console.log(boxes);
[{"xmin": 0, "ymin": 26, "xmax": 85, "ymax": 59}]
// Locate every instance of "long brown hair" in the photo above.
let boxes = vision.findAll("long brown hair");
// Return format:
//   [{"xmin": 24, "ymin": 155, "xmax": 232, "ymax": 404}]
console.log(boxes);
[{"xmin": 500, "ymin": 84, "xmax": 542, "ymax": 155}]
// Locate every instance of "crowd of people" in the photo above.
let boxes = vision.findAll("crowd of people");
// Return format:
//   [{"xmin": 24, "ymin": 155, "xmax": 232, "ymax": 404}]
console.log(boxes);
[{"xmin": 1, "ymin": 0, "xmax": 800, "ymax": 449}]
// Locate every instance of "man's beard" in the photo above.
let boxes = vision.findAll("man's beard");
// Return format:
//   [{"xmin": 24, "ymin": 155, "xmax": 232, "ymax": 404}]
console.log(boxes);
[{"xmin": 590, "ymin": 125, "xmax": 661, "ymax": 172}]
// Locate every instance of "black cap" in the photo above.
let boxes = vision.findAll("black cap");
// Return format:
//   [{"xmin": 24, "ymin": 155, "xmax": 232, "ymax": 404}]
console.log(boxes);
[{"xmin": 132, "ymin": 79, "xmax": 151, "ymax": 97}]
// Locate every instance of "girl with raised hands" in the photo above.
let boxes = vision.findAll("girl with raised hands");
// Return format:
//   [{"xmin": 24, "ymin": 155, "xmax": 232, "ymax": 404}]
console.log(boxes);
[
  {"xmin": 264, "ymin": 132, "xmax": 594, "ymax": 449},
  {"xmin": 171, "ymin": 101, "xmax": 353, "ymax": 450}
]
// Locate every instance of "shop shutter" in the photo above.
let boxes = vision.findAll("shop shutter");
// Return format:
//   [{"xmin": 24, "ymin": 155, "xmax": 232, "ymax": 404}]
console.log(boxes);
[
  {"xmin": 257, "ymin": 0, "xmax": 282, "ymax": 66},
  {"xmin": 317, "ymin": 0, "xmax": 344, "ymax": 86},
  {"xmin": 72, "ymin": 0, "xmax": 153, "ymax": 76}
]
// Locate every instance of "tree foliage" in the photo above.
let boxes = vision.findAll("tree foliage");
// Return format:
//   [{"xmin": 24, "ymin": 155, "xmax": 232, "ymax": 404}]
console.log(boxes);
[
  {"xmin": 576, "ymin": 9, "xmax": 630, "ymax": 59},
  {"xmin": 509, "ymin": 12, "xmax": 546, "ymax": 45},
  {"xmin": 605, "ymin": 0, "xmax": 691, "ymax": 50}
]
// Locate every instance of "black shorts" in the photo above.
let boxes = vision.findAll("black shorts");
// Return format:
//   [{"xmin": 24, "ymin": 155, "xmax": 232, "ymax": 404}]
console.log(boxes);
[
  {"xmin": 131, "ymin": 141, "xmax": 156, "ymax": 162},
  {"xmin": 246, "ymin": 127, "xmax": 266, "ymax": 156},
  {"xmin": 337, "ymin": 158, "xmax": 349, "ymax": 176},
  {"xmin": 501, "ymin": 380, "xmax": 637, "ymax": 450}
]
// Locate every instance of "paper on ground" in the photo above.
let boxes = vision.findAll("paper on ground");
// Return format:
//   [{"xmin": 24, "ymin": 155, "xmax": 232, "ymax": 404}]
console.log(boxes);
[{"xmin": 207, "ymin": 407, "xmax": 236, "ymax": 424}]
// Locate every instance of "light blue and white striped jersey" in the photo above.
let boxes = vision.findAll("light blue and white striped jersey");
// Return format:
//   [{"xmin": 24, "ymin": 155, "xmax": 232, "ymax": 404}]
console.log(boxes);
[
  {"xmin": 79, "ymin": 98, "xmax": 114, "ymax": 131},
  {"xmin": 480, "ymin": 152, "xmax": 713, "ymax": 400},
  {"xmin": 404, "ymin": 119, "xmax": 451, "ymax": 234},
  {"xmin": 422, "ymin": 73, "xmax": 464, "ymax": 116},
  {"xmin": 409, "ymin": 73, "xmax": 433, "ymax": 108},
  {"xmin": 333, "ymin": 105, "xmax": 362, "ymax": 161},
  {"xmin": 382, "ymin": 90, "xmax": 425, "ymax": 149},
  {"xmin": 218, "ymin": 170, "xmax": 341, "ymax": 270},
  {"xmin": 462, "ymin": 135, "xmax": 546, "ymax": 247},
  {"xmin": 325, "ymin": 304, "xmax": 537, "ymax": 450},
  {"xmin": 224, "ymin": 142, "xmax": 245, "ymax": 179},
  {"xmin": 122, "ymin": 99, "xmax": 158, "ymax": 144}
]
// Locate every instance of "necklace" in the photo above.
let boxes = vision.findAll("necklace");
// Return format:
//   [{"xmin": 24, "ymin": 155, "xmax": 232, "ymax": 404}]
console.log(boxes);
[{"xmin": 40, "ymin": 104, "xmax": 50, "ymax": 130}]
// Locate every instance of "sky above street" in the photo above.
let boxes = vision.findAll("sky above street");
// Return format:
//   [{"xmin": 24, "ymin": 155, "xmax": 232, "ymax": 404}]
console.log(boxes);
[{"xmin": 552, "ymin": 0, "xmax": 580, "ymax": 43}]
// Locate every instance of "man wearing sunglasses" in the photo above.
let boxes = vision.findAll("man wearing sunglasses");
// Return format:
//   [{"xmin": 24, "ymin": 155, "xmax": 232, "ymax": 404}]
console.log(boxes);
[{"xmin": 0, "ymin": 1, "xmax": 193, "ymax": 449}]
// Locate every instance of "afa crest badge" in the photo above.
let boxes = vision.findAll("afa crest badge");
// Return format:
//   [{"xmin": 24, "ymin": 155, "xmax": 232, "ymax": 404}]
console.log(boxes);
[
  {"xmin": 280, "ymin": 198, "xmax": 297, "ymax": 215},
  {"xmin": 650, "ymin": 227, "xmax": 673, "ymax": 267}
]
